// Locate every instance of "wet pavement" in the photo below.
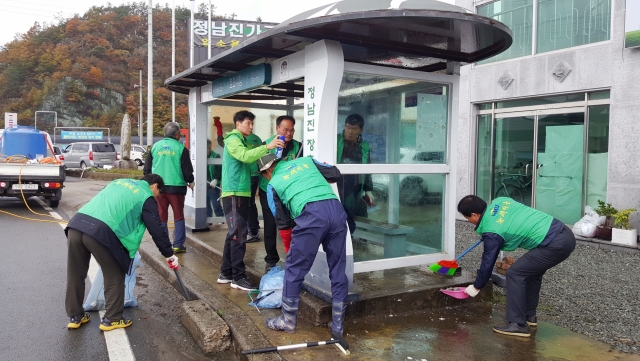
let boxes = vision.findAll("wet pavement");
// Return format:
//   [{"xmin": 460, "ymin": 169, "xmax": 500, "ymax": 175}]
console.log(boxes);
[{"xmin": 170, "ymin": 223, "xmax": 640, "ymax": 361}]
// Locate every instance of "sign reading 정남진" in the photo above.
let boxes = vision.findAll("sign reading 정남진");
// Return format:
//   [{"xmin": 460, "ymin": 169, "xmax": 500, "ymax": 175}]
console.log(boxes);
[{"xmin": 60, "ymin": 131, "xmax": 104, "ymax": 140}]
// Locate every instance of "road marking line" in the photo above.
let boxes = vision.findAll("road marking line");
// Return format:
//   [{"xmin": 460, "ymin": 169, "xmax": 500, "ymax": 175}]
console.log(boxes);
[{"xmin": 36, "ymin": 198, "xmax": 136, "ymax": 361}]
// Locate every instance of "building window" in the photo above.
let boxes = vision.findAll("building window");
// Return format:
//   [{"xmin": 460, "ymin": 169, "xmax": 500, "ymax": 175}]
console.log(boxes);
[
  {"xmin": 477, "ymin": 0, "xmax": 611, "ymax": 63},
  {"xmin": 478, "ymin": 0, "xmax": 534, "ymax": 64},
  {"xmin": 537, "ymin": 0, "xmax": 611, "ymax": 53}
]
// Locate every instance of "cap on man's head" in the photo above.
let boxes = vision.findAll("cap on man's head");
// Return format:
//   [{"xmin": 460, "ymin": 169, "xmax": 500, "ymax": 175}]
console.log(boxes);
[{"xmin": 258, "ymin": 153, "xmax": 279, "ymax": 172}]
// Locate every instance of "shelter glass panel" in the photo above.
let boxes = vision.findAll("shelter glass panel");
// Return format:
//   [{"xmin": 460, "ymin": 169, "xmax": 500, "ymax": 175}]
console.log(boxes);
[
  {"xmin": 476, "ymin": 114, "xmax": 493, "ymax": 201},
  {"xmin": 341, "ymin": 173, "xmax": 445, "ymax": 262},
  {"xmin": 337, "ymin": 72, "xmax": 449, "ymax": 165},
  {"xmin": 537, "ymin": 0, "xmax": 611, "ymax": 54},
  {"xmin": 495, "ymin": 93, "xmax": 584, "ymax": 109},
  {"xmin": 477, "ymin": 0, "xmax": 534, "ymax": 64}
]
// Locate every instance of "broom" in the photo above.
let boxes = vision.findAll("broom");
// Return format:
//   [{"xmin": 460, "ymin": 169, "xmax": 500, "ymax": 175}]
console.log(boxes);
[{"xmin": 429, "ymin": 239, "xmax": 482, "ymax": 276}]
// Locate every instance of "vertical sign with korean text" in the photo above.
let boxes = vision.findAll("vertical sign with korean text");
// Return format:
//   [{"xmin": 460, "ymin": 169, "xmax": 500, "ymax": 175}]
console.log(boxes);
[{"xmin": 4, "ymin": 113, "xmax": 17, "ymax": 129}]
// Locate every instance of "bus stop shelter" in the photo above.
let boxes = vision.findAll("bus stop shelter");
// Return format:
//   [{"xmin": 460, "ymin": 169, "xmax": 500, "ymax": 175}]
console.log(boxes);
[{"xmin": 164, "ymin": 0, "xmax": 512, "ymax": 300}]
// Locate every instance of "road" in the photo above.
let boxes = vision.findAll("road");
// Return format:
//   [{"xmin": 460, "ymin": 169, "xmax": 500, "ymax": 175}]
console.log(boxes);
[{"xmin": 0, "ymin": 177, "xmax": 234, "ymax": 361}]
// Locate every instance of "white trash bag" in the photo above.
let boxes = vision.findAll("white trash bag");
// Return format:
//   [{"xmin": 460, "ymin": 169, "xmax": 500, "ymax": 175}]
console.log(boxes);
[
  {"xmin": 572, "ymin": 206, "xmax": 605, "ymax": 237},
  {"xmin": 83, "ymin": 251, "xmax": 142, "ymax": 311}
]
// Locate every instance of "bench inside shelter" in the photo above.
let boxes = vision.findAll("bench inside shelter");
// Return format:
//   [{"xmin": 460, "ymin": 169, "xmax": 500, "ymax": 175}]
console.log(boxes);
[{"xmin": 353, "ymin": 216, "xmax": 414, "ymax": 258}]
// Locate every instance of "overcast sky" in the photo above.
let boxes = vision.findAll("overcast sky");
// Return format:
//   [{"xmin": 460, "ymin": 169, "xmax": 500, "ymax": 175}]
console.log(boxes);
[{"xmin": 0, "ymin": 0, "xmax": 338, "ymax": 46}]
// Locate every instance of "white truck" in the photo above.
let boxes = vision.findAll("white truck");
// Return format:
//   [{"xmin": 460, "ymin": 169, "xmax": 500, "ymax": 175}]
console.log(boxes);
[{"xmin": 0, "ymin": 129, "xmax": 65, "ymax": 208}]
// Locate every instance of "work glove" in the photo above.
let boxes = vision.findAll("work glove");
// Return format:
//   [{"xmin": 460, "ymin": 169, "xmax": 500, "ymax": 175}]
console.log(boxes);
[
  {"xmin": 188, "ymin": 182, "xmax": 195, "ymax": 189},
  {"xmin": 167, "ymin": 255, "xmax": 179, "ymax": 270},
  {"xmin": 464, "ymin": 284, "xmax": 480, "ymax": 297},
  {"xmin": 213, "ymin": 117, "xmax": 223, "ymax": 136},
  {"xmin": 364, "ymin": 191, "xmax": 375, "ymax": 206},
  {"xmin": 209, "ymin": 179, "xmax": 218, "ymax": 188},
  {"xmin": 279, "ymin": 229, "xmax": 293, "ymax": 253},
  {"xmin": 217, "ymin": 135, "xmax": 225, "ymax": 148}
]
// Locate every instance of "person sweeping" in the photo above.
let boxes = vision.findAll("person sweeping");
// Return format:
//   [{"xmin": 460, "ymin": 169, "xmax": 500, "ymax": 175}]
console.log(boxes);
[
  {"xmin": 258, "ymin": 154, "xmax": 349, "ymax": 341},
  {"xmin": 458, "ymin": 195, "xmax": 576, "ymax": 337}
]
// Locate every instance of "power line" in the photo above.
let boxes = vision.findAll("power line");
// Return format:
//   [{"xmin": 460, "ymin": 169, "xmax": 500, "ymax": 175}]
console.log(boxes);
[
  {"xmin": 0, "ymin": 3, "xmax": 73, "ymax": 15},
  {"xmin": 0, "ymin": 8, "xmax": 59, "ymax": 19},
  {"xmin": 0, "ymin": 0, "xmax": 78, "ymax": 11}
]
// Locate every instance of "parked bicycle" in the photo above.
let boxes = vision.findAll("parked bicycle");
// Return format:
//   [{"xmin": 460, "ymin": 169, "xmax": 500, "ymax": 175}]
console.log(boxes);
[{"xmin": 495, "ymin": 171, "xmax": 532, "ymax": 203}]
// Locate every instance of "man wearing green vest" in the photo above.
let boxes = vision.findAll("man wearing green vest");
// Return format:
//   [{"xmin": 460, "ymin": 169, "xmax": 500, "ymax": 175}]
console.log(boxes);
[
  {"xmin": 65, "ymin": 174, "xmax": 178, "ymax": 331},
  {"xmin": 216, "ymin": 110, "xmax": 284, "ymax": 291},
  {"xmin": 337, "ymin": 114, "xmax": 374, "ymax": 234},
  {"xmin": 245, "ymin": 131, "xmax": 263, "ymax": 243},
  {"xmin": 258, "ymin": 115, "xmax": 302, "ymax": 271},
  {"xmin": 458, "ymin": 195, "xmax": 576, "ymax": 337},
  {"xmin": 143, "ymin": 122, "xmax": 194, "ymax": 254},
  {"xmin": 258, "ymin": 154, "xmax": 349, "ymax": 342}
]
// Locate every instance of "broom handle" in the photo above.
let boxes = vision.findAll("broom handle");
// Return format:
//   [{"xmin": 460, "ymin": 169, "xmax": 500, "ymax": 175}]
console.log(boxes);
[{"xmin": 455, "ymin": 239, "xmax": 482, "ymax": 261}]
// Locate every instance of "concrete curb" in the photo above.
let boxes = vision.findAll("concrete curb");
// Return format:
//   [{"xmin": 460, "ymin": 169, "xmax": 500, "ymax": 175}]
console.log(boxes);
[{"xmin": 138, "ymin": 238, "xmax": 283, "ymax": 361}]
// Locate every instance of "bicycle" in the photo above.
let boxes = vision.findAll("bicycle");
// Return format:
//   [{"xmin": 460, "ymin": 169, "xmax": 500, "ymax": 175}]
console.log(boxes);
[{"xmin": 495, "ymin": 171, "xmax": 532, "ymax": 203}]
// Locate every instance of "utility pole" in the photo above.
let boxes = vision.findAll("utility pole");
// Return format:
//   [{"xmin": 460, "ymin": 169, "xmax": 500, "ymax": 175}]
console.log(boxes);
[
  {"xmin": 171, "ymin": 0, "xmax": 175, "ymax": 122},
  {"xmin": 190, "ymin": 0, "xmax": 195, "ymax": 67},
  {"xmin": 208, "ymin": 0, "xmax": 211, "ymax": 59},
  {"xmin": 134, "ymin": 70, "xmax": 145, "ymax": 146},
  {"xmin": 147, "ymin": 0, "xmax": 153, "ymax": 147}
]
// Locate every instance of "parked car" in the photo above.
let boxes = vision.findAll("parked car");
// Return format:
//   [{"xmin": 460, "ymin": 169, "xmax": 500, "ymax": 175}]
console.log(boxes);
[
  {"xmin": 52, "ymin": 146, "xmax": 64, "ymax": 165},
  {"xmin": 129, "ymin": 145, "xmax": 147, "ymax": 166},
  {"xmin": 62, "ymin": 142, "xmax": 118, "ymax": 169}
]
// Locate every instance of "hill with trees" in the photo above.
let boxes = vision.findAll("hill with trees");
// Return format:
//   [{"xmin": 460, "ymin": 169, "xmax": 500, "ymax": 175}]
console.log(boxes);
[{"xmin": 0, "ymin": 2, "xmax": 220, "ymax": 136}]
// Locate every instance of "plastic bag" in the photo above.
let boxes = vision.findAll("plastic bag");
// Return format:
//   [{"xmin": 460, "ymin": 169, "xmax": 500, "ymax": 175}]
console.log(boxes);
[
  {"xmin": 248, "ymin": 266, "xmax": 284, "ymax": 309},
  {"xmin": 83, "ymin": 252, "xmax": 142, "ymax": 311},
  {"xmin": 572, "ymin": 206, "xmax": 605, "ymax": 237}
]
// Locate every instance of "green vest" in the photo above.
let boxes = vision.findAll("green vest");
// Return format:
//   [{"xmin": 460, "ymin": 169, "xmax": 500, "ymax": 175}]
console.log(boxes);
[
  {"xmin": 207, "ymin": 150, "xmax": 221, "ymax": 182},
  {"xmin": 245, "ymin": 133, "xmax": 263, "ymax": 176},
  {"xmin": 476, "ymin": 197, "xmax": 553, "ymax": 251},
  {"xmin": 337, "ymin": 133, "xmax": 370, "ymax": 164},
  {"xmin": 259, "ymin": 136, "xmax": 302, "ymax": 192},
  {"xmin": 151, "ymin": 138, "xmax": 187, "ymax": 186},
  {"xmin": 268, "ymin": 157, "xmax": 338, "ymax": 219},
  {"xmin": 78, "ymin": 179, "xmax": 154, "ymax": 257},
  {"xmin": 222, "ymin": 130, "xmax": 266, "ymax": 196}
]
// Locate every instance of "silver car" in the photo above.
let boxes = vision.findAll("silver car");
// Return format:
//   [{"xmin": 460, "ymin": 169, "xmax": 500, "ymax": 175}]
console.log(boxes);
[{"xmin": 63, "ymin": 142, "xmax": 118, "ymax": 169}]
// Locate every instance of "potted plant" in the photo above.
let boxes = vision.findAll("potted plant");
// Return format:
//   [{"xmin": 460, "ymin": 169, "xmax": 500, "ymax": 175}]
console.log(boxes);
[
  {"xmin": 594, "ymin": 200, "xmax": 617, "ymax": 240},
  {"xmin": 611, "ymin": 208, "xmax": 638, "ymax": 246}
]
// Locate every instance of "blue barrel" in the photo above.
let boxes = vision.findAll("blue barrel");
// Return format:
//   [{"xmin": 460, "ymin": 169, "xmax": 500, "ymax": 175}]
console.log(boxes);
[{"xmin": 3, "ymin": 126, "xmax": 48, "ymax": 159}]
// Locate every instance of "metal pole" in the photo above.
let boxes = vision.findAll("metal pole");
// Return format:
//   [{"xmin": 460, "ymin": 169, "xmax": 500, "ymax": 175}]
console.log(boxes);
[
  {"xmin": 190, "ymin": 0, "xmax": 195, "ymax": 67},
  {"xmin": 208, "ymin": 0, "xmax": 211, "ymax": 59},
  {"xmin": 139, "ymin": 70, "xmax": 143, "ymax": 146},
  {"xmin": 147, "ymin": 0, "xmax": 153, "ymax": 147},
  {"xmin": 171, "ymin": 0, "xmax": 176, "ymax": 123}
]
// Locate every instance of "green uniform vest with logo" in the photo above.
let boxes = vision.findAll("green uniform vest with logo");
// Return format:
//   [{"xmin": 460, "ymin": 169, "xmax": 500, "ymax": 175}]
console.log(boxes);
[
  {"xmin": 245, "ymin": 133, "xmax": 263, "ymax": 176},
  {"xmin": 222, "ymin": 130, "xmax": 266, "ymax": 196},
  {"xmin": 151, "ymin": 137, "xmax": 187, "ymax": 186},
  {"xmin": 259, "ymin": 136, "xmax": 302, "ymax": 192},
  {"xmin": 78, "ymin": 179, "xmax": 154, "ymax": 257},
  {"xmin": 337, "ymin": 133, "xmax": 370, "ymax": 164},
  {"xmin": 268, "ymin": 157, "xmax": 338, "ymax": 219},
  {"xmin": 476, "ymin": 197, "xmax": 553, "ymax": 251}
]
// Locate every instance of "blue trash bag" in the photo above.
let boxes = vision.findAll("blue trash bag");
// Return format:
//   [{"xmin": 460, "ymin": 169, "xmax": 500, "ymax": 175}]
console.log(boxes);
[
  {"xmin": 248, "ymin": 266, "xmax": 284, "ymax": 309},
  {"xmin": 83, "ymin": 251, "xmax": 142, "ymax": 311}
]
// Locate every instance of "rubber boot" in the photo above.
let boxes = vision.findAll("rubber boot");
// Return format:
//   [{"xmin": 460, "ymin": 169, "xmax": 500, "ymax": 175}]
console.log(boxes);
[
  {"xmin": 266, "ymin": 296, "xmax": 299, "ymax": 333},
  {"xmin": 173, "ymin": 220, "xmax": 186, "ymax": 248},
  {"xmin": 328, "ymin": 301, "xmax": 347, "ymax": 336}
]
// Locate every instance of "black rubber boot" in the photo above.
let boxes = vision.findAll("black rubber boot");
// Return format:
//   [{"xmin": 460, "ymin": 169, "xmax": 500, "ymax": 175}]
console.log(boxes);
[
  {"xmin": 266, "ymin": 296, "xmax": 299, "ymax": 333},
  {"xmin": 327, "ymin": 301, "xmax": 347, "ymax": 336}
]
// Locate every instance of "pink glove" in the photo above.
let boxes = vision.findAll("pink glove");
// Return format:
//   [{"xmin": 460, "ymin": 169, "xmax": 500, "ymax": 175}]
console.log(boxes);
[{"xmin": 279, "ymin": 229, "xmax": 292, "ymax": 253}]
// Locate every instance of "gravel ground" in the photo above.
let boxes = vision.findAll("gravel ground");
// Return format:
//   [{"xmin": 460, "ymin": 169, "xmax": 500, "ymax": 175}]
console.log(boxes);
[{"xmin": 455, "ymin": 221, "xmax": 640, "ymax": 354}]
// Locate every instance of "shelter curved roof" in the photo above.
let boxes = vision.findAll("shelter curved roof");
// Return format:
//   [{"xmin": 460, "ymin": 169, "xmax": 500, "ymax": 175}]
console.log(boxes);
[{"xmin": 165, "ymin": 0, "xmax": 512, "ymax": 97}]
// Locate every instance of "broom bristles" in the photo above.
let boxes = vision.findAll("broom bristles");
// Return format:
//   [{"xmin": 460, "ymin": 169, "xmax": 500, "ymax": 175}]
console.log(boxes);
[{"xmin": 429, "ymin": 259, "xmax": 459, "ymax": 276}]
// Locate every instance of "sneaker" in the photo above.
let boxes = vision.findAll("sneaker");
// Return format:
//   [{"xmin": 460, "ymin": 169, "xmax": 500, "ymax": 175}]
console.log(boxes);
[
  {"xmin": 68, "ymin": 313, "xmax": 90, "ymax": 329},
  {"xmin": 172, "ymin": 246, "xmax": 186, "ymax": 254},
  {"xmin": 99, "ymin": 317, "xmax": 133, "ymax": 331},
  {"xmin": 526, "ymin": 315, "xmax": 537, "ymax": 326},
  {"xmin": 493, "ymin": 322, "xmax": 530, "ymax": 337},
  {"xmin": 217, "ymin": 273, "xmax": 233, "ymax": 284},
  {"xmin": 231, "ymin": 277, "xmax": 257, "ymax": 291},
  {"xmin": 265, "ymin": 262, "xmax": 277, "ymax": 272},
  {"xmin": 246, "ymin": 232, "xmax": 261, "ymax": 243}
]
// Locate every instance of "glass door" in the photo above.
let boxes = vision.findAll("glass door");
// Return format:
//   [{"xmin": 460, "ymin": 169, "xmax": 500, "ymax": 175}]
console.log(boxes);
[
  {"xmin": 534, "ymin": 109, "xmax": 585, "ymax": 224},
  {"xmin": 492, "ymin": 114, "xmax": 535, "ymax": 206}
]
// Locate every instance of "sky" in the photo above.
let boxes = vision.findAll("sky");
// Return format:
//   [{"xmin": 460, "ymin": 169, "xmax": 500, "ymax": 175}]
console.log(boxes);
[{"xmin": 0, "ymin": 0, "xmax": 338, "ymax": 47}]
